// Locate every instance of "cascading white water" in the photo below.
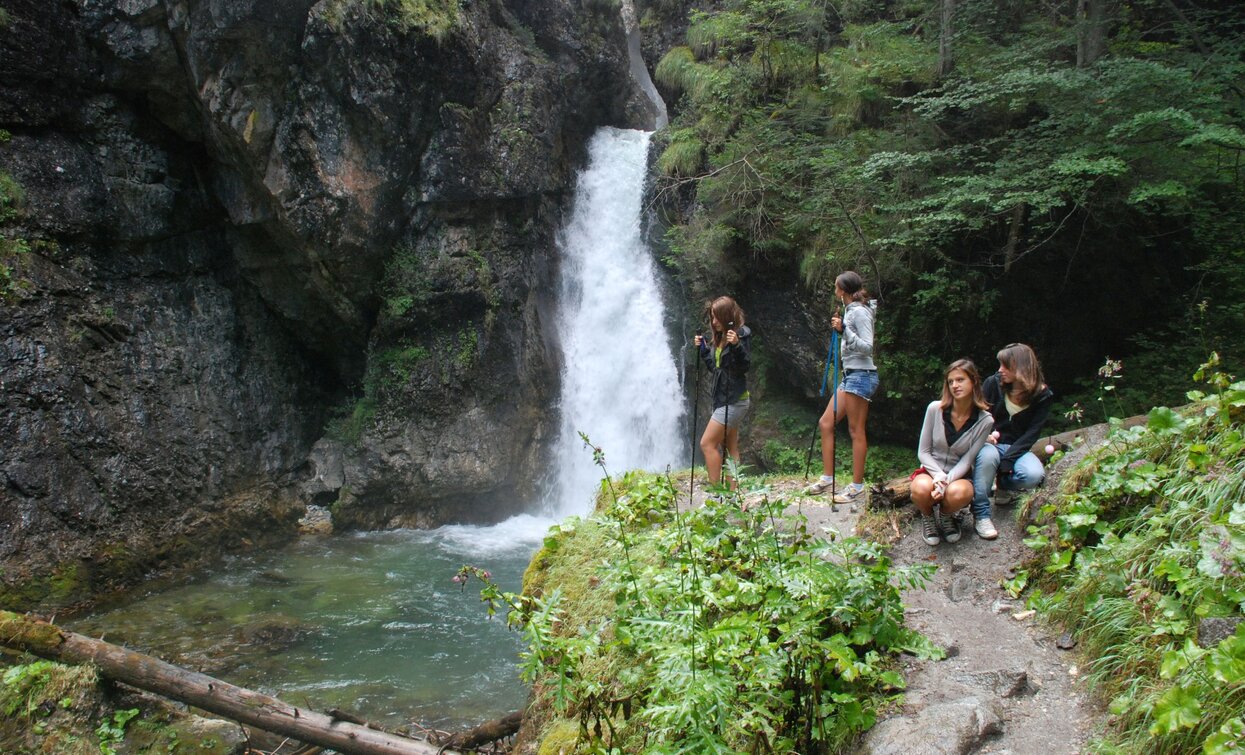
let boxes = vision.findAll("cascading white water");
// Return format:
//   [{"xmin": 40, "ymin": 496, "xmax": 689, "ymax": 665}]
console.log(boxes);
[{"xmin": 549, "ymin": 127, "xmax": 684, "ymax": 515}]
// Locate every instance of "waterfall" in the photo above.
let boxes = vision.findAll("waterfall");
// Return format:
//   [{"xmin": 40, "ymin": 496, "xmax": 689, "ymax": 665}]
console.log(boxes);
[
  {"xmin": 620, "ymin": 0, "xmax": 668, "ymax": 129},
  {"xmin": 548, "ymin": 128, "xmax": 684, "ymax": 515}
]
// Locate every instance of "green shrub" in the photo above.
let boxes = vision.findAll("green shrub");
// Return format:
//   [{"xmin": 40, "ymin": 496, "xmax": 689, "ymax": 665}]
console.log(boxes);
[
  {"xmin": 1022, "ymin": 356, "xmax": 1245, "ymax": 753},
  {"xmin": 461, "ymin": 459, "xmax": 939, "ymax": 752}
]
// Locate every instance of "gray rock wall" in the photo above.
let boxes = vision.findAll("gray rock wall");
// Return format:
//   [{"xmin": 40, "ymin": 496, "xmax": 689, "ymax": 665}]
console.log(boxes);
[{"xmin": 0, "ymin": 0, "xmax": 646, "ymax": 608}]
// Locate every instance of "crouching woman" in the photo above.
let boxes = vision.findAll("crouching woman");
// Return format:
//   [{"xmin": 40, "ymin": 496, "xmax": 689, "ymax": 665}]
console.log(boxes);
[{"xmin": 912, "ymin": 359, "xmax": 995, "ymax": 546}]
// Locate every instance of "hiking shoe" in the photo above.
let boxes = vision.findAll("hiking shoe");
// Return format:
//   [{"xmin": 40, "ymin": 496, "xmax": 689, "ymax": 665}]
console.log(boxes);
[
  {"xmin": 921, "ymin": 514, "xmax": 941, "ymax": 546},
  {"xmin": 975, "ymin": 516, "xmax": 999, "ymax": 540},
  {"xmin": 994, "ymin": 489, "xmax": 1020, "ymax": 507},
  {"xmin": 940, "ymin": 510, "xmax": 963, "ymax": 543},
  {"xmin": 833, "ymin": 484, "xmax": 865, "ymax": 504},
  {"xmin": 804, "ymin": 478, "xmax": 835, "ymax": 495}
]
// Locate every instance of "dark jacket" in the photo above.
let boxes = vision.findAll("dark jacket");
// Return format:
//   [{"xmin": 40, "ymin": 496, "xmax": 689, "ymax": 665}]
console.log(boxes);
[
  {"xmin": 698, "ymin": 325, "xmax": 752, "ymax": 408},
  {"xmin": 983, "ymin": 372, "xmax": 1054, "ymax": 473}
]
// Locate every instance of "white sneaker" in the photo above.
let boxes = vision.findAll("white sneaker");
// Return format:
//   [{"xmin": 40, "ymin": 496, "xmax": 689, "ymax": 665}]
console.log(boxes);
[
  {"xmin": 975, "ymin": 517, "xmax": 999, "ymax": 540},
  {"xmin": 833, "ymin": 484, "xmax": 865, "ymax": 504},
  {"xmin": 804, "ymin": 478, "xmax": 835, "ymax": 495}
]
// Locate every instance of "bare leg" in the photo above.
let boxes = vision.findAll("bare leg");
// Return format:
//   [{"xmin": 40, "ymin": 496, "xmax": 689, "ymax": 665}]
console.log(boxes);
[
  {"xmin": 700, "ymin": 420, "xmax": 727, "ymax": 485},
  {"xmin": 723, "ymin": 425, "xmax": 742, "ymax": 489},
  {"xmin": 817, "ymin": 387, "xmax": 850, "ymax": 477},
  {"xmin": 910, "ymin": 475, "xmax": 936, "ymax": 515},
  {"xmin": 843, "ymin": 392, "xmax": 870, "ymax": 484},
  {"xmin": 941, "ymin": 479, "xmax": 974, "ymax": 514}
]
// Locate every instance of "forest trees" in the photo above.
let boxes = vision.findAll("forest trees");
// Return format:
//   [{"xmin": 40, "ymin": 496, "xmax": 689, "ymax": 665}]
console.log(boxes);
[{"xmin": 651, "ymin": 0, "xmax": 1245, "ymax": 423}]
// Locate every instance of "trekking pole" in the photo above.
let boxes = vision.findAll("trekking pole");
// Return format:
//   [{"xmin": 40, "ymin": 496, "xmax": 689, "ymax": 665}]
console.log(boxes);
[
  {"xmin": 803, "ymin": 330, "xmax": 840, "ymax": 479},
  {"xmin": 722, "ymin": 322, "xmax": 734, "ymax": 493},
  {"xmin": 829, "ymin": 341, "xmax": 840, "ymax": 513},
  {"xmin": 689, "ymin": 334, "xmax": 702, "ymax": 509}
]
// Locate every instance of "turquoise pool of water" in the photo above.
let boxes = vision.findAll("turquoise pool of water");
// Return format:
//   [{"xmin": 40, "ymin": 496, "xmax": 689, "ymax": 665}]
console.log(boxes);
[{"xmin": 68, "ymin": 514, "xmax": 556, "ymax": 731}]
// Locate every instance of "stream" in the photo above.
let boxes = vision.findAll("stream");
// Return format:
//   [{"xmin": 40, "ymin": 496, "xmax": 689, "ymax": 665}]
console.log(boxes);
[{"xmin": 68, "ymin": 515, "xmax": 551, "ymax": 730}]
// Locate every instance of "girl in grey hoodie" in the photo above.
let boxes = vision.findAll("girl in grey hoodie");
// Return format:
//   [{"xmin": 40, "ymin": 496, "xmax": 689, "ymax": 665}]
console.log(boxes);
[{"xmin": 805, "ymin": 271, "xmax": 878, "ymax": 504}]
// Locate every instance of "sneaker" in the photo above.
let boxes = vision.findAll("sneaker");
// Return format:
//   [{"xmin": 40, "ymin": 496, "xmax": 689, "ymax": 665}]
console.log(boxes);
[
  {"xmin": 921, "ymin": 514, "xmax": 941, "ymax": 546},
  {"xmin": 994, "ymin": 489, "xmax": 1020, "ymax": 507},
  {"xmin": 940, "ymin": 510, "xmax": 963, "ymax": 543},
  {"xmin": 833, "ymin": 484, "xmax": 865, "ymax": 504},
  {"xmin": 975, "ymin": 516, "xmax": 999, "ymax": 540},
  {"xmin": 804, "ymin": 477, "xmax": 835, "ymax": 495}
]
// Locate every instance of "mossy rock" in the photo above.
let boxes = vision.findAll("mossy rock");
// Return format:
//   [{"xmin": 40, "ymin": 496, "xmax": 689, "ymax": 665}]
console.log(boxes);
[{"xmin": 536, "ymin": 718, "xmax": 580, "ymax": 755}]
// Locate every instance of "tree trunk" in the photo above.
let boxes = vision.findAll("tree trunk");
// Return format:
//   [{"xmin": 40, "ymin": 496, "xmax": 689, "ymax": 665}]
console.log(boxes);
[
  {"xmin": 1003, "ymin": 203, "xmax": 1026, "ymax": 271},
  {"xmin": 0, "ymin": 611, "xmax": 457, "ymax": 755},
  {"xmin": 938, "ymin": 0, "xmax": 956, "ymax": 77},
  {"xmin": 1076, "ymin": 0, "xmax": 1108, "ymax": 67}
]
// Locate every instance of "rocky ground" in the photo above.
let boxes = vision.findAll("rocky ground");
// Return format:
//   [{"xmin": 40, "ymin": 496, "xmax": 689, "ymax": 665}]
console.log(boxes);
[{"xmin": 728, "ymin": 464, "xmax": 1107, "ymax": 755}]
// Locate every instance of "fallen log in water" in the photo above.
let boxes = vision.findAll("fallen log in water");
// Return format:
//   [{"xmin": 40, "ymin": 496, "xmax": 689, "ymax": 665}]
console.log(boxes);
[
  {"xmin": 0, "ymin": 610, "xmax": 456, "ymax": 755},
  {"xmin": 436, "ymin": 710, "xmax": 523, "ymax": 751}
]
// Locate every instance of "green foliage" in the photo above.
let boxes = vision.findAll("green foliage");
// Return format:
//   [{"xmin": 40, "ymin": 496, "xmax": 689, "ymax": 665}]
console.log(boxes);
[
  {"xmin": 1, "ymin": 170, "xmax": 31, "ymax": 302},
  {"xmin": 657, "ymin": 0, "xmax": 1245, "ymax": 425},
  {"xmin": 324, "ymin": 0, "xmax": 460, "ymax": 39},
  {"xmin": 1021, "ymin": 357, "xmax": 1245, "ymax": 753},
  {"xmin": 95, "ymin": 708, "xmax": 139, "ymax": 755},
  {"xmin": 324, "ymin": 396, "xmax": 377, "ymax": 445},
  {"xmin": 1, "ymin": 660, "xmax": 96, "ymax": 721},
  {"xmin": 370, "ymin": 342, "xmax": 430, "ymax": 391},
  {"xmin": 461, "ymin": 462, "xmax": 937, "ymax": 752}
]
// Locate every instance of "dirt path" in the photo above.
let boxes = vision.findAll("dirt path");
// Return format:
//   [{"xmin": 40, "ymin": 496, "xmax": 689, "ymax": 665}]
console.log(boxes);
[{"xmin": 719, "ymin": 471, "xmax": 1106, "ymax": 754}]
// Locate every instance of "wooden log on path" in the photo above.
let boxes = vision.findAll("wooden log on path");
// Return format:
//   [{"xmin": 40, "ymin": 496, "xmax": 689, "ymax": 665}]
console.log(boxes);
[{"xmin": 0, "ymin": 610, "xmax": 456, "ymax": 755}]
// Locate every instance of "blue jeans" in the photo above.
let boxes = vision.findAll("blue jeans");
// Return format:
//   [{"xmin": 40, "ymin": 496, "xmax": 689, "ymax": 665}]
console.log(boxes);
[
  {"xmin": 840, "ymin": 369, "xmax": 879, "ymax": 401},
  {"xmin": 971, "ymin": 443, "xmax": 1045, "ymax": 521}
]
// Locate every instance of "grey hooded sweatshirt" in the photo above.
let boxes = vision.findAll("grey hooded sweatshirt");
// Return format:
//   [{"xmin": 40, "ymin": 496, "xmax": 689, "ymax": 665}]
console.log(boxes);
[{"xmin": 841, "ymin": 300, "xmax": 877, "ymax": 371}]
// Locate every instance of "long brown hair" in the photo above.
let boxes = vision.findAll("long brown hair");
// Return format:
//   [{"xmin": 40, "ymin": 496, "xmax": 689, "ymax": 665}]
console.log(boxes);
[
  {"xmin": 939, "ymin": 358, "xmax": 990, "ymax": 411},
  {"xmin": 997, "ymin": 343, "xmax": 1045, "ymax": 405},
  {"xmin": 707, "ymin": 296, "xmax": 745, "ymax": 348}
]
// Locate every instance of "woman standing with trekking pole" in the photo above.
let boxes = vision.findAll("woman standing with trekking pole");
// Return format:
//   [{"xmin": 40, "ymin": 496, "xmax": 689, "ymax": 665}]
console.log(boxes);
[
  {"xmin": 805, "ymin": 271, "xmax": 878, "ymax": 504},
  {"xmin": 693, "ymin": 296, "xmax": 751, "ymax": 489}
]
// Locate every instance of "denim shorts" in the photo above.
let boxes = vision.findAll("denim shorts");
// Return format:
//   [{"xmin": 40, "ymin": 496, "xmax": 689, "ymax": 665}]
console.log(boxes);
[
  {"xmin": 711, "ymin": 399, "xmax": 751, "ymax": 429},
  {"xmin": 840, "ymin": 369, "xmax": 879, "ymax": 401}
]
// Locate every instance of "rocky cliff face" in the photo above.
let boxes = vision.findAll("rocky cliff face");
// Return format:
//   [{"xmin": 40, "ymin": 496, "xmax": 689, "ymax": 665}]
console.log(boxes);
[{"xmin": 0, "ymin": 0, "xmax": 648, "ymax": 608}]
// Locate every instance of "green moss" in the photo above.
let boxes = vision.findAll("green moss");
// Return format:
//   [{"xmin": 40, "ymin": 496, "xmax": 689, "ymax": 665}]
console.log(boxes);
[
  {"xmin": 325, "ymin": 398, "xmax": 377, "ymax": 445},
  {"xmin": 371, "ymin": 343, "xmax": 430, "ymax": 390},
  {"xmin": 323, "ymin": 0, "xmax": 460, "ymax": 39},
  {"xmin": 0, "ymin": 611, "xmax": 66, "ymax": 650},
  {"xmin": 536, "ymin": 718, "xmax": 580, "ymax": 755},
  {"xmin": 47, "ymin": 563, "xmax": 82, "ymax": 600},
  {"xmin": 0, "ymin": 560, "xmax": 91, "ymax": 611}
]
